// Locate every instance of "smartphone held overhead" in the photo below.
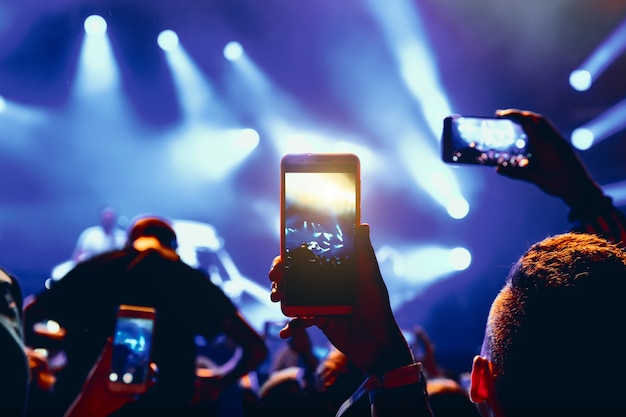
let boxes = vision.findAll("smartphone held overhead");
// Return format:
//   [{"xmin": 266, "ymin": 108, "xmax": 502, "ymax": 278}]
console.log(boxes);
[
  {"xmin": 280, "ymin": 153, "xmax": 361, "ymax": 317},
  {"xmin": 441, "ymin": 115, "xmax": 531, "ymax": 167}
]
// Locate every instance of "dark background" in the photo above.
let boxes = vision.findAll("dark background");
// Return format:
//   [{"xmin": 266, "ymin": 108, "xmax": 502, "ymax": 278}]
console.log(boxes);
[{"xmin": 1, "ymin": 0, "xmax": 625, "ymax": 374}]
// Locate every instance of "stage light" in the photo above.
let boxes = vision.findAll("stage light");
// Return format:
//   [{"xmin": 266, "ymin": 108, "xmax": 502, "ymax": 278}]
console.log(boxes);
[
  {"xmin": 224, "ymin": 41, "xmax": 244, "ymax": 61},
  {"xmin": 446, "ymin": 197, "xmax": 469, "ymax": 219},
  {"xmin": 378, "ymin": 244, "xmax": 472, "ymax": 285},
  {"xmin": 569, "ymin": 69, "xmax": 592, "ymax": 92},
  {"xmin": 364, "ymin": 0, "xmax": 452, "ymax": 139},
  {"xmin": 161, "ymin": 36, "xmax": 217, "ymax": 120},
  {"xmin": 449, "ymin": 247, "xmax": 471, "ymax": 271},
  {"xmin": 0, "ymin": 95, "xmax": 6, "ymax": 113},
  {"xmin": 84, "ymin": 15, "xmax": 107, "ymax": 36},
  {"xmin": 569, "ymin": 17, "xmax": 626, "ymax": 91},
  {"xmin": 571, "ymin": 127, "xmax": 594, "ymax": 150},
  {"xmin": 74, "ymin": 16, "xmax": 119, "ymax": 96},
  {"xmin": 157, "ymin": 30, "xmax": 179, "ymax": 51},
  {"xmin": 234, "ymin": 128, "xmax": 260, "ymax": 150},
  {"xmin": 570, "ymin": 97, "xmax": 626, "ymax": 150}
]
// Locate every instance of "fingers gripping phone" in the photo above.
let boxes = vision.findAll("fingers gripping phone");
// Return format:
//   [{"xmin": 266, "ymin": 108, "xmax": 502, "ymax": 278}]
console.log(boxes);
[
  {"xmin": 280, "ymin": 153, "xmax": 361, "ymax": 317},
  {"xmin": 108, "ymin": 305, "xmax": 156, "ymax": 394},
  {"xmin": 442, "ymin": 115, "xmax": 531, "ymax": 167}
]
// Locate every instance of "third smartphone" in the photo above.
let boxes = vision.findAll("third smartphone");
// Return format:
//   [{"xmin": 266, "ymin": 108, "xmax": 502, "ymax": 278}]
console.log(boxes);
[
  {"xmin": 108, "ymin": 305, "xmax": 156, "ymax": 395},
  {"xmin": 280, "ymin": 153, "xmax": 360, "ymax": 317}
]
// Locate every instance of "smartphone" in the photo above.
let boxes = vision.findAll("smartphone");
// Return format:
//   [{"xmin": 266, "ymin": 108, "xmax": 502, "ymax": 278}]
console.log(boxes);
[
  {"xmin": 442, "ymin": 115, "xmax": 531, "ymax": 166},
  {"xmin": 280, "ymin": 153, "xmax": 360, "ymax": 317},
  {"xmin": 108, "ymin": 305, "xmax": 156, "ymax": 394}
]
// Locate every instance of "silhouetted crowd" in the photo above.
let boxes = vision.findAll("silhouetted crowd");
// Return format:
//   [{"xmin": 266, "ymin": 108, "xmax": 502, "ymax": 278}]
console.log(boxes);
[{"xmin": 2, "ymin": 109, "xmax": 626, "ymax": 417}]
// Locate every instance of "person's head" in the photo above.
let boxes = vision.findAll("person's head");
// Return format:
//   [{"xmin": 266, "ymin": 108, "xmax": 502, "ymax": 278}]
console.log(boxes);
[
  {"xmin": 257, "ymin": 367, "xmax": 327, "ymax": 417},
  {"xmin": 99, "ymin": 206, "xmax": 119, "ymax": 234},
  {"xmin": 316, "ymin": 347, "xmax": 369, "ymax": 417},
  {"xmin": 470, "ymin": 232, "xmax": 626, "ymax": 417},
  {"xmin": 427, "ymin": 377, "xmax": 481, "ymax": 417},
  {"xmin": 126, "ymin": 216, "xmax": 178, "ymax": 252}
]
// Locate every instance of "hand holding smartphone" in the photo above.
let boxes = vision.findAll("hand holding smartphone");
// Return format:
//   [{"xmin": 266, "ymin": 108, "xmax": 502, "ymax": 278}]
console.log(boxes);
[
  {"xmin": 108, "ymin": 305, "xmax": 156, "ymax": 395},
  {"xmin": 280, "ymin": 153, "xmax": 361, "ymax": 317},
  {"xmin": 442, "ymin": 115, "xmax": 531, "ymax": 167}
]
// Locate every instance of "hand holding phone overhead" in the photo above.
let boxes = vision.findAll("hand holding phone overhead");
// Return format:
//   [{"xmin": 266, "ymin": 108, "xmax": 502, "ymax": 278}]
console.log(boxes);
[{"xmin": 493, "ymin": 109, "xmax": 606, "ymax": 206}]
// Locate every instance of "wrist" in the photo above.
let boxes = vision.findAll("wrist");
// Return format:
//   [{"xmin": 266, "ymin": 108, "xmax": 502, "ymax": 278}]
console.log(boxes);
[
  {"xmin": 336, "ymin": 362, "xmax": 431, "ymax": 417},
  {"xmin": 370, "ymin": 380, "xmax": 432, "ymax": 417},
  {"xmin": 367, "ymin": 339, "xmax": 415, "ymax": 375},
  {"xmin": 561, "ymin": 181, "xmax": 604, "ymax": 208}
]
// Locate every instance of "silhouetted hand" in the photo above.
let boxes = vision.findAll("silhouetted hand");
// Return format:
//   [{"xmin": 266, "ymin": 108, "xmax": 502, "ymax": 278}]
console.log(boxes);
[
  {"xmin": 495, "ymin": 109, "xmax": 604, "ymax": 207},
  {"xmin": 413, "ymin": 326, "xmax": 443, "ymax": 378},
  {"xmin": 269, "ymin": 224, "xmax": 413, "ymax": 375},
  {"xmin": 63, "ymin": 338, "xmax": 157, "ymax": 417}
]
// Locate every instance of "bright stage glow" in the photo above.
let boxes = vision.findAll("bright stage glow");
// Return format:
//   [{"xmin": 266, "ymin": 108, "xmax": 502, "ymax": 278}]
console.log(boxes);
[
  {"xmin": 84, "ymin": 15, "xmax": 107, "ymax": 36},
  {"xmin": 162, "ymin": 38, "xmax": 218, "ymax": 121},
  {"xmin": 570, "ymin": 97, "xmax": 626, "ymax": 150},
  {"xmin": 569, "ymin": 17, "xmax": 626, "ymax": 91},
  {"xmin": 571, "ymin": 128, "xmax": 594, "ymax": 150},
  {"xmin": 364, "ymin": 0, "xmax": 452, "ymax": 139},
  {"xmin": 169, "ymin": 126, "xmax": 260, "ymax": 182},
  {"xmin": 398, "ymin": 135, "xmax": 468, "ymax": 219},
  {"xmin": 74, "ymin": 18, "xmax": 119, "ymax": 96},
  {"xmin": 449, "ymin": 247, "xmax": 471, "ymax": 271},
  {"xmin": 0, "ymin": 95, "xmax": 5, "ymax": 113},
  {"xmin": 234, "ymin": 128, "xmax": 260, "ymax": 149},
  {"xmin": 223, "ymin": 51, "xmax": 362, "ymax": 158},
  {"xmin": 446, "ymin": 197, "xmax": 469, "ymax": 219},
  {"xmin": 569, "ymin": 69, "xmax": 592, "ymax": 91},
  {"xmin": 224, "ymin": 41, "xmax": 244, "ymax": 61},
  {"xmin": 158, "ymin": 30, "xmax": 179, "ymax": 51},
  {"xmin": 376, "ymin": 243, "xmax": 474, "ymax": 298}
]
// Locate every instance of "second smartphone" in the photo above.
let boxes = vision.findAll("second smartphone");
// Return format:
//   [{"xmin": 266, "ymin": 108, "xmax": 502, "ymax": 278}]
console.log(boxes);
[
  {"xmin": 441, "ymin": 115, "xmax": 531, "ymax": 167},
  {"xmin": 280, "ymin": 153, "xmax": 361, "ymax": 317}
]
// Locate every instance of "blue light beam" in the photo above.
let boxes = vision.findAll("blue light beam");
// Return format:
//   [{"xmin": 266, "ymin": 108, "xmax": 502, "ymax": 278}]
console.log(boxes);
[{"xmin": 569, "ymin": 17, "xmax": 626, "ymax": 91}]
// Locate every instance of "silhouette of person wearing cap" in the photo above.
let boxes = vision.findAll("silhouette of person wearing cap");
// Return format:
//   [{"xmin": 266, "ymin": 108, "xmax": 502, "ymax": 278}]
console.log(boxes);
[{"xmin": 24, "ymin": 215, "xmax": 267, "ymax": 417}]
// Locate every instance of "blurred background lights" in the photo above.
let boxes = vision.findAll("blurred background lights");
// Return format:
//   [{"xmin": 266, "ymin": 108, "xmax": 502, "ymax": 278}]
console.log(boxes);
[
  {"xmin": 158, "ymin": 30, "xmax": 179, "ymax": 51},
  {"xmin": 224, "ymin": 41, "xmax": 244, "ymax": 61},
  {"xmin": 569, "ymin": 69, "xmax": 592, "ymax": 91},
  {"xmin": 571, "ymin": 128, "xmax": 595, "ymax": 150},
  {"xmin": 0, "ymin": 0, "xmax": 625, "ymax": 377},
  {"xmin": 46, "ymin": 319, "xmax": 61, "ymax": 334},
  {"xmin": 446, "ymin": 197, "xmax": 470, "ymax": 219},
  {"xmin": 234, "ymin": 128, "xmax": 260, "ymax": 150},
  {"xmin": 449, "ymin": 247, "xmax": 471, "ymax": 271},
  {"xmin": 83, "ymin": 15, "xmax": 107, "ymax": 36}
]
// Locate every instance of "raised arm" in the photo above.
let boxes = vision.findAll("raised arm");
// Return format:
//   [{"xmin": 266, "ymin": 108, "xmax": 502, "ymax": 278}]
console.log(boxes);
[
  {"xmin": 496, "ymin": 108, "xmax": 626, "ymax": 244},
  {"xmin": 269, "ymin": 224, "xmax": 433, "ymax": 417},
  {"xmin": 192, "ymin": 311, "xmax": 268, "ymax": 404}
]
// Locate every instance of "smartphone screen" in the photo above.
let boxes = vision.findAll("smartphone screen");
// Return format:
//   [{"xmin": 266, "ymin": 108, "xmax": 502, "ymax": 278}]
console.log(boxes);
[
  {"xmin": 280, "ymin": 153, "xmax": 360, "ymax": 317},
  {"xmin": 108, "ymin": 305, "xmax": 156, "ymax": 394},
  {"xmin": 442, "ymin": 116, "xmax": 531, "ymax": 166}
]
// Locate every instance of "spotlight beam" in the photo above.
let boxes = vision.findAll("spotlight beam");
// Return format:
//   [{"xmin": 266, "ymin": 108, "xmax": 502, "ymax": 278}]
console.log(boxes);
[
  {"xmin": 571, "ymin": 97, "xmax": 626, "ymax": 150},
  {"xmin": 570, "ymin": 17, "xmax": 626, "ymax": 91}
]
